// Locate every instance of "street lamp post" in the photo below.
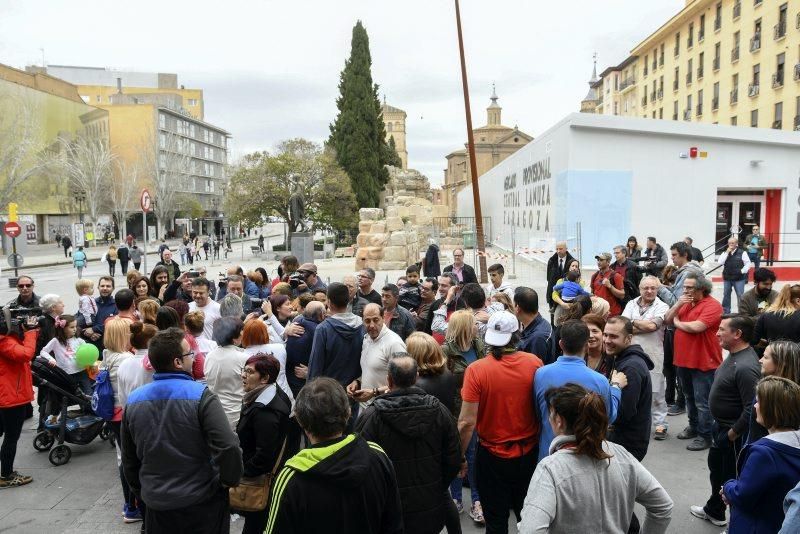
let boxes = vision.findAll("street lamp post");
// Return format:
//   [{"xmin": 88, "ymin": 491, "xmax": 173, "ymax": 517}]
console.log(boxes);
[{"xmin": 73, "ymin": 191, "xmax": 85, "ymax": 223}]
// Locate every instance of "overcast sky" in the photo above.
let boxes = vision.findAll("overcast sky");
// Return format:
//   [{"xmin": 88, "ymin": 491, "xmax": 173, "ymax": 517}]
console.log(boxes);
[{"xmin": 1, "ymin": 0, "xmax": 682, "ymax": 186}]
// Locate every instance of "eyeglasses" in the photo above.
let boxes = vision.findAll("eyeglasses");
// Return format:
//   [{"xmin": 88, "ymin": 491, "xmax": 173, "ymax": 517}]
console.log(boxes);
[
  {"xmin": 180, "ymin": 350, "xmax": 195, "ymax": 360},
  {"xmin": 17, "ymin": 284, "xmax": 32, "ymax": 288}
]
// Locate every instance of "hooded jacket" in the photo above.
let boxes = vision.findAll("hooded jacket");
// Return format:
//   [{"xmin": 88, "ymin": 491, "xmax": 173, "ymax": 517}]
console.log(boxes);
[
  {"xmin": 724, "ymin": 431, "xmax": 800, "ymax": 534},
  {"xmin": 356, "ymin": 387, "xmax": 461, "ymax": 534},
  {"xmin": 423, "ymin": 244, "xmax": 441, "ymax": 278},
  {"xmin": 307, "ymin": 313, "xmax": 364, "ymax": 387},
  {"xmin": 266, "ymin": 434, "xmax": 403, "ymax": 534},
  {"xmin": 608, "ymin": 343, "xmax": 654, "ymax": 460}
]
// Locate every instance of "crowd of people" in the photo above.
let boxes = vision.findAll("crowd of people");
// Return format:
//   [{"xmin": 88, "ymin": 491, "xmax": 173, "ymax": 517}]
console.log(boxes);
[{"xmin": 0, "ymin": 230, "xmax": 799, "ymax": 534}]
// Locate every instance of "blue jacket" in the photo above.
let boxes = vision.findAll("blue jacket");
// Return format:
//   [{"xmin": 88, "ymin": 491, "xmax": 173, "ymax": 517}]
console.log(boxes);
[
  {"xmin": 244, "ymin": 278, "xmax": 267, "ymax": 299},
  {"xmin": 121, "ymin": 372, "xmax": 242, "ymax": 511},
  {"xmin": 724, "ymin": 433, "xmax": 800, "ymax": 533},
  {"xmin": 285, "ymin": 315, "xmax": 321, "ymax": 397},
  {"xmin": 534, "ymin": 355, "xmax": 621, "ymax": 461},
  {"xmin": 780, "ymin": 481, "xmax": 800, "ymax": 534},
  {"xmin": 307, "ymin": 314, "xmax": 364, "ymax": 387},
  {"xmin": 517, "ymin": 314, "xmax": 552, "ymax": 360}
]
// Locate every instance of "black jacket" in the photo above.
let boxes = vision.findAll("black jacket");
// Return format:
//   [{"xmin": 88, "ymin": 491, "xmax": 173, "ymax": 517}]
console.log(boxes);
[
  {"xmin": 356, "ymin": 387, "xmax": 461, "ymax": 534},
  {"xmin": 546, "ymin": 253, "xmax": 575, "ymax": 307},
  {"xmin": 266, "ymin": 434, "xmax": 403, "ymax": 534},
  {"xmin": 443, "ymin": 263, "xmax": 478, "ymax": 284},
  {"xmin": 154, "ymin": 260, "xmax": 181, "ymax": 283},
  {"xmin": 608, "ymin": 344, "xmax": 654, "ymax": 461},
  {"xmin": 236, "ymin": 386, "xmax": 291, "ymax": 478},
  {"xmin": 348, "ymin": 294, "xmax": 369, "ymax": 317},
  {"xmin": 117, "ymin": 245, "xmax": 130, "ymax": 263},
  {"xmin": 416, "ymin": 370, "xmax": 457, "ymax": 414},
  {"xmin": 423, "ymin": 244, "xmax": 441, "ymax": 278},
  {"xmin": 285, "ymin": 315, "xmax": 320, "ymax": 397},
  {"xmin": 163, "ymin": 280, "xmax": 193, "ymax": 304}
]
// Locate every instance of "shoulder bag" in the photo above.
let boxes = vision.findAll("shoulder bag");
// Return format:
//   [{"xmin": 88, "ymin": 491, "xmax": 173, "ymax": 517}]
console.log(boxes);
[{"xmin": 229, "ymin": 435, "xmax": 288, "ymax": 512}]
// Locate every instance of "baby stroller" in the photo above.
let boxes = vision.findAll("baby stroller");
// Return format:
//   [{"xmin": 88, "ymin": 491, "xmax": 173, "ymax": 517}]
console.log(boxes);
[{"xmin": 31, "ymin": 357, "xmax": 113, "ymax": 466}]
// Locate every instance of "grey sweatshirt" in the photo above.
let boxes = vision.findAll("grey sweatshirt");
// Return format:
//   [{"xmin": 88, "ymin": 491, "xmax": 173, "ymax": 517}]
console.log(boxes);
[{"xmin": 518, "ymin": 435, "xmax": 673, "ymax": 534}]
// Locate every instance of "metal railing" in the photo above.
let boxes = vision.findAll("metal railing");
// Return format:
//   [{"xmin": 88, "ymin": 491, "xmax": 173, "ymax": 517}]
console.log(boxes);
[
  {"xmin": 773, "ymin": 72, "xmax": 784, "ymax": 88},
  {"xmin": 774, "ymin": 21, "xmax": 787, "ymax": 40},
  {"xmin": 733, "ymin": 1, "xmax": 741, "ymax": 19},
  {"xmin": 750, "ymin": 35, "xmax": 761, "ymax": 52},
  {"xmin": 794, "ymin": 115, "xmax": 800, "ymax": 131},
  {"xmin": 731, "ymin": 46, "xmax": 740, "ymax": 62},
  {"xmin": 748, "ymin": 83, "xmax": 760, "ymax": 97},
  {"xmin": 730, "ymin": 88, "xmax": 739, "ymax": 104}
]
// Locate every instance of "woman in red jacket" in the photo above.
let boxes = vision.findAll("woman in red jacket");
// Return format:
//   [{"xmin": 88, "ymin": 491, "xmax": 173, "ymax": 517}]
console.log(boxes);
[{"xmin": 0, "ymin": 321, "xmax": 38, "ymax": 489}]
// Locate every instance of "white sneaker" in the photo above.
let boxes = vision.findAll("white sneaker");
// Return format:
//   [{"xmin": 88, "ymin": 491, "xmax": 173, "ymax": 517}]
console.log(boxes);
[{"xmin": 690, "ymin": 505, "xmax": 728, "ymax": 526}]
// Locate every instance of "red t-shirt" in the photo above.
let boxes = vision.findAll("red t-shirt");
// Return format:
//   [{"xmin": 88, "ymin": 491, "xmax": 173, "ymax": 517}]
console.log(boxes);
[
  {"xmin": 461, "ymin": 351, "xmax": 543, "ymax": 458},
  {"xmin": 591, "ymin": 270, "xmax": 624, "ymax": 316},
  {"xmin": 673, "ymin": 296, "xmax": 723, "ymax": 371}
]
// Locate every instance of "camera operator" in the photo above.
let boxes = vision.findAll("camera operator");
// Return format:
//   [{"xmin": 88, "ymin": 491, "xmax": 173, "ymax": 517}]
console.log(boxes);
[
  {"xmin": 638, "ymin": 237, "xmax": 669, "ymax": 278},
  {"xmin": 0, "ymin": 308, "xmax": 39, "ymax": 489},
  {"xmin": 296, "ymin": 263, "xmax": 327, "ymax": 294},
  {"xmin": 216, "ymin": 274, "xmax": 253, "ymax": 313}
]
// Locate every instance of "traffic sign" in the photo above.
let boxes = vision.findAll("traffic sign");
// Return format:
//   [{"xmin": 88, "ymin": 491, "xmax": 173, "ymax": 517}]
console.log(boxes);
[
  {"xmin": 4, "ymin": 221, "xmax": 21, "ymax": 238},
  {"xmin": 140, "ymin": 189, "xmax": 152, "ymax": 213},
  {"xmin": 7, "ymin": 253, "xmax": 23, "ymax": 268}
]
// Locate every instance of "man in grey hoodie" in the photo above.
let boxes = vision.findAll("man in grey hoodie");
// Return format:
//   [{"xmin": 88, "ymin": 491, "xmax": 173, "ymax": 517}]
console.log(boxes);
[{"xmin": 307, "ymin": 282, "xmax": 365, "ymax": 427}]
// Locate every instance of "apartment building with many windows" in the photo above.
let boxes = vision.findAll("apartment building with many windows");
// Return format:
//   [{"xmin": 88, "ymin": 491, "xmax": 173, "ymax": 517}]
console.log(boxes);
[{"xmin": 589, "ymin": 0, "xmax": 800, "ymax": 131}]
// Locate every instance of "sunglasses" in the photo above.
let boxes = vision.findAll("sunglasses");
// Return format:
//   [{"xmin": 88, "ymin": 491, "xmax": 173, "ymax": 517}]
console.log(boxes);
[{"xmin": 17, "ymin": 284, "xmax": 32, "ymax": 288}]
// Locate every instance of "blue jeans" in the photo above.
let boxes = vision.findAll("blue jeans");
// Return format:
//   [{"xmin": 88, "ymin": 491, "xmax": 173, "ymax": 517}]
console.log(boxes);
[
  {"xmin": 677, "ymin": 367, "xmax": 715, "ymax": 440},
  {"xmin": 721, "ymin": 278, "xmax": 746, "ymax": 314},
  {"xmin": 747, "ymin": 251, "xmax": 761, "ymax": 270},
  {"xmin": 450, "ymin": 431, "xmax": 479, "ymax": 503}
]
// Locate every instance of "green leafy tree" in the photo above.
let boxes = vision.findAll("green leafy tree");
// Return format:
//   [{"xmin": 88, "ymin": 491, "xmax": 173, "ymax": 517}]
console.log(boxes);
[
  {"xmin": 328, "ymin": 20, "xmax": 393, "ymax": 208},
  {"xmin": 384, "ymin": 136, "xmax": 402, "ymax": 168},
  {"xmin": 225, "ymin": 139, "xmax": 357, "ymax": 235}
]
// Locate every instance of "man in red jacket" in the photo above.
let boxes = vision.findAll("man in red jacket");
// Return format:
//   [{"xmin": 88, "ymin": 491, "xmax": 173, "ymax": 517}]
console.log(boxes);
[{"xmin": 0, "ymin": 313, "xmax": 38, "ymax": 489}]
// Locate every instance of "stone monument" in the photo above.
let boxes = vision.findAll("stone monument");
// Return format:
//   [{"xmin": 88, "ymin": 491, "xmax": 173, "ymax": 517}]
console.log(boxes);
[{"xmin": 289, "ymin": 186, "xmax": 313, "ymax": 263}]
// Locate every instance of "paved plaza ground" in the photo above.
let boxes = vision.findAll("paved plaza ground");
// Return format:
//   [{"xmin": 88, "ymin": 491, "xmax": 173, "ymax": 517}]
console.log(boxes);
[{"xmin": 0, "ymin": 239, "xmax": 774, "ymax": 533}]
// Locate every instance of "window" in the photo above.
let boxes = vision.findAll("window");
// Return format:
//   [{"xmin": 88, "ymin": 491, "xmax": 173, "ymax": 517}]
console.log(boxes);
[
  {"xmin": 204, "ymin": 163, "xmax": 210, "ymax": 176},
  {"xmin": 713, "ymin": 82, "xmax": 720, "ymax": 109},
  {"xmin": 674, "ymin": 66, "xmax": 680, "ymax": 90},
  {"xmin": 659, "ymin": 43, "xmax": 665, "ymax": 66},
  {"xmin": 673, "ymin": 100, "xmax": 679, "ymax": 120},
  {"xmin": 659, "ymin": 75, "xmax": 664, "ymax": 98},
  {"xmin": 732, "ymin": 31, "xmax": 740, "ymax": 62},
  {"xmin": 387, "ymin": 122, "xmax": 393, "ymax": 132},
  {"xmin": 699, "ymin": 15, "xmax": 706, "ymax": 41},
  {"xmin": 687, "ymin": 58, "xmax": 693, "ymax": 84},
  {"xmin": 775, "ymin": 53, "xmax": 786, "ymax": 87},
  {"xmin": 80, "ymin": 95, "xmax": 90, "ymax": 103},
  {"xmin": 751, "ymin": 19, "xmax": 762, "ymax": 51},
  {"xmin": 659, "ymin": 108, "xmax": 663, "ymax": 119},
  {"xmin": 159, "ymin": 133, "xmax": 166, "ymax": 149},
  {"xmin": 714, "ymin": 43, "xmax": 721, "ymax": 70},
  {"xmin": 732, "ymin": 73, "xmax": 739, "ymax": 103},
  {"xmin": 159, "ymin": 113, "xmax": 166, "ymax": 128},
  {"xmin": 652, "ymin": 52, "xmax": 657, "ymax": 71},
  {"xmin": 751, "ymin": 109, "xmax": 758, "ymax": 127},
  {"xmin": 675, "ymin": 32, "xmax": 680, "ymax": 56},
  {"xmin": 159, "ymin": 154, "xmax": 166, "ymax": 168},
  {"xmin": 734, "ymin": 0, "xmax": 742, "ymax": 19},
  {"xmin": 686, "ymin": 94, "xmax": 693, "ymax": 120},
  {"xmin": 698, "ymin": 52, "xmax": 705, "ymax": 79},
  {"xmin": 731, "ymin": 116, "xmax": 738, "ymax": 125},
  {"xmin": 774, "ymin": 102, "xmax": 783, "ymax": 128},
  {"xmin": 751, "ymin": 64, "xmax": 761, "ymax": 96},
  {"xmin": 688, "ymin": 22, "xmax": 694, "ymax": 48},
  {"xmin": 96, "ymin": 95, "xmax": 101, "ymax": 103},
  {"xmin": 715, "ymin": 2, "xmax": 722, "ymax": 30},
  {"xmin": 188, "ymin": 98, "xmax": 198, "ymax": 106},
  {"xmin": 697, "ymin": 89, "xmax": 704, "ymax": 116},
  {"xmin": 776, "ymin": 4, "xmax": 787, "ymax": 40}
]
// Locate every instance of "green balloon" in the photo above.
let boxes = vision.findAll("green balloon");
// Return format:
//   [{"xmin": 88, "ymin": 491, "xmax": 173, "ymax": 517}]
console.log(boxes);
[{"xmin": 75, "ymin": 343, "xmax": 99, "ymax": 367}]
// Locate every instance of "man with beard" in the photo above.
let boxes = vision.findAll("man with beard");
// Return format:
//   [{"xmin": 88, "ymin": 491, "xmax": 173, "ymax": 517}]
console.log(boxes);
[{"xmin": 737, "ymin": 268, "xmax": 778, "ymax": 319}]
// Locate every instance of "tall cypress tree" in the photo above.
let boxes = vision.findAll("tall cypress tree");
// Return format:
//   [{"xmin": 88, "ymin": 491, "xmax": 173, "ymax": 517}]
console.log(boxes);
[{"xmin": 328, "ymin": 21, "xmax": 391, "ymax": 208}]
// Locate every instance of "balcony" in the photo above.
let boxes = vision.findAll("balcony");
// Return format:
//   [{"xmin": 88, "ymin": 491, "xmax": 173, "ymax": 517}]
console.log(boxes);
[
  {"xmin": 699, "ymin": 30, "xmax": 705, "ymax": 42},
  {"xmin": 733, "ymin": 2, "xmax": 741, "ymax": 19},
  {"xmin": 794, "ymin": 115, "xmax": 800, "ymax": 131},
  {"xmin": 686, "ymin": 72, "xmax": 693, "ymax": 85},
  {"xmin": 683, "ymin": 109, "xmax": 692, "ymax": 121},
  {"xmin": 712, "ymin": 97, "xmax": 719, "ymax": 110},
  {"xmin": 795, "ymin": 64, "xmax": 800, "ymax": 81},
  {"xmin": 713, "ymin": 57, "xmax": 720, "ymax": 71},
  {"xmin": 748, "ymin": 83, "xmax": 760, "ymax": 97},
  {"xmin": 731, "ymin": 46, "xmax": 740, "ymax": 62},
  {"xmin": 750, "ymin": 35, "xmax": 761, "ymax": 52},
  {"xmin": 698, "ymin": 66, "xmax": 704, "ymax": 79},
  {"xmin": 772, "ymin": 120, "xmax": 782, "ymax": 129},
  {"xmin": 657, "ymin": 88, "xmax": 664, "ymax": 100},
  {"xmin": 774, "ymin": 22, "xmax": 786, "ymax": 40},
  {"xmin": 696, "ymin": 104, "xmax": 703, "ymax": 116},
  {"xmin": 619, "ymin": 76, "xmax": 637, "ymax": 92},
  {"xmin": 714, "ymin": 17, "xmax": 722, "ymax": 31},
  {"xmin": 730, "ymin": 88, "xmax": 739, "ymax": 104},
  {"xmin": 773, "ymin": 72, "xmax": 784, "ymax": 88},
  {"xmin": 642, "ymin": 96, "xmax": 648, "ymax": 107},
  {"xmin": 651, "ymin": 91, "xmax": 657, "ymax": 102}
]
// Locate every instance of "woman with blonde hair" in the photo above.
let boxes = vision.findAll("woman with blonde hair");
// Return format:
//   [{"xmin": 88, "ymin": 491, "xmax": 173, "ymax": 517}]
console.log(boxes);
[
  {"xmin": 442, "ymin": 309, "xmax": 485, "ymax": 524},
  {"xmin": 753, "ymin": 284, "xmax": 800, "ymax": 347},
  {"xmin": 406, "ymin": 332, "xmax": 455, "ymax": 412},
  {"xmin": 137, "ymin": 299, "xmax": 159, "ymax": 326}
]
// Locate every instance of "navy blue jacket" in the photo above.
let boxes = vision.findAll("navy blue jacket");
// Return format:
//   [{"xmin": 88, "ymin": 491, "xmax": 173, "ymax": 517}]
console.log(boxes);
[
  {"xmin": 77, "ymin": 295, "xmax": 117, "ymax": 350},
  {"xmin": 517, "ymin": 314, "xmax": 552, "ymax": 360},
  {"xmin": 121, "ymin": 372, "xmax": 242, "ymax": 510},
  {"xmin": 285, "ymin": 315, "xmax": 321, "ymax": 397},
  {"xmin": 307, "ymin": 316, "xmax": 364, "ymax": 387}
]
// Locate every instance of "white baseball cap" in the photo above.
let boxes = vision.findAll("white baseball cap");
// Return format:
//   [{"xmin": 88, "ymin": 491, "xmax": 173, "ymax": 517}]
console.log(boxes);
[{"xmin": 484, "ymin": 310, "xmax": 520, "ymax": 347}]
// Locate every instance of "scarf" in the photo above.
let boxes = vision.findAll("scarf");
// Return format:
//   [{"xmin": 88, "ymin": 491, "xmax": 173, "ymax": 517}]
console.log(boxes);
[{"xmin": 243, "ymin": 383, "xmax": 270, "ymax": 406}]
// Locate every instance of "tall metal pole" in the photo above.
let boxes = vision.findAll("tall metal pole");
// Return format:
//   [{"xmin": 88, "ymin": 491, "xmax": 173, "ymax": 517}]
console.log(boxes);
[{"xmin": 454, "ymin": 0, "xmax": 488, "ymax": 283}]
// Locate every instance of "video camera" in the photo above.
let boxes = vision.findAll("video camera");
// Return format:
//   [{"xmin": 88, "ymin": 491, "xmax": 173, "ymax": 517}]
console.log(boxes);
[
  {"xmin": 632, "ymin": 255, "xmax": 659, "ymax": 263},
  {"xmin": 250, "ymin": 297, "xmax": 264, "ymax": 311},
  {"xmin": 288, "ymin": 271, "xmax": 305, "ymax": 289},
  {"xmin": 0, "ymin": 305, "xmax": 45, "ymax": 338}
]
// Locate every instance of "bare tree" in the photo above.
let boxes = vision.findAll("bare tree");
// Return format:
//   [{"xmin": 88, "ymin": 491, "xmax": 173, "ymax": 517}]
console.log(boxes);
[
  {"xmin": 53, "ymin": 135, "xmax": 116, "ymax": 246},
  {"xmin": 0, "ymin": 86, "xmax": 47, "ymax": 211},
  {"xmin": 138, "ymin": 130, "xmax": 190, "ymax": 237},
  {"xmin": 109, "ymin": 159, "xmax": 141, "ymax": 239}
]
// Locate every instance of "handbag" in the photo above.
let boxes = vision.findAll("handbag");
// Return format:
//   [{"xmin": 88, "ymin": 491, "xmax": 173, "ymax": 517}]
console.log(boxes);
[{"xmin": 229, "ymin": 436, "xmax": 288, "ymax": 512}]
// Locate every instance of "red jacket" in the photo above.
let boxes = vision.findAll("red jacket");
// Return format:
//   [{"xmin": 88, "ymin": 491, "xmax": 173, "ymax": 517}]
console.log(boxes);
[{"xmin": 0, "ymin": 329, "xmax": 37, "ymax": 408}]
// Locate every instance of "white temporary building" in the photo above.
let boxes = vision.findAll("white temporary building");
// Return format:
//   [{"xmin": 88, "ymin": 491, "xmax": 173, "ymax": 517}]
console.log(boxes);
[{"xmin": 457, "ymin": 112, "xmax": 800, "ymax": 268}]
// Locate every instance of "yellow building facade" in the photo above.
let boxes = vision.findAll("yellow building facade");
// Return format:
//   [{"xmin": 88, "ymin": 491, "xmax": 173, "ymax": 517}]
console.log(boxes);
[
  {"xmin": 382, "ymin": 101, "xmax": 408, "ymax": 170},
  {"xmin": 593, "ymin": 0, "xmax": 800, "ymax": 130},
  {"xmin": 0, "ymin": 63, "xmax": 109, "ymax": 242}
]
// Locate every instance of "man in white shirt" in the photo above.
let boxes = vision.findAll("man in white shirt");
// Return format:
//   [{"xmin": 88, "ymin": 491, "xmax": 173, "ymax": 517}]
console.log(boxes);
[
  {"xmin": 622, "ymin": 275, "xmax": 671, "ymax": 440},
  {"xmin": 188, "ymin": 278, "xmax": 221, "ymax": 340},
  {"xmin": 348, "ymin": 303, "xmax": 406, "ymax": 409}
]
